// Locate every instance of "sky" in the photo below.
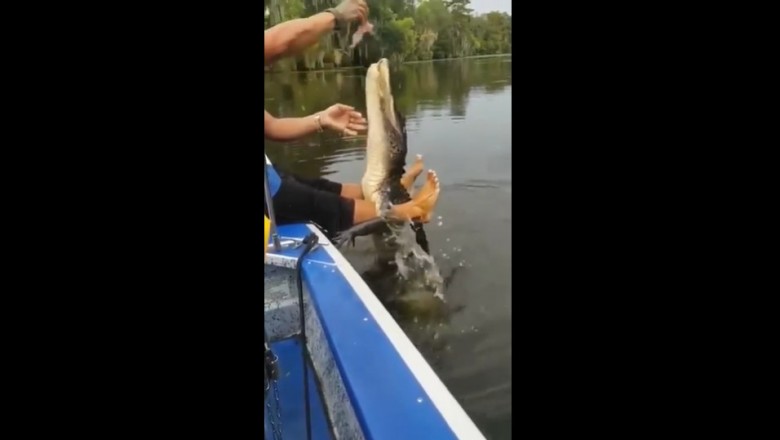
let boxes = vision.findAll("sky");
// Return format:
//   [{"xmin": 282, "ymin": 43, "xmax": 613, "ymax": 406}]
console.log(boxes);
[
  {"xmin": 468, "ymin": 0, "xmax": 511, "ymax": 15},
  {"xmin": 263, "ymin": 1, "xmax": 512, "ymax": 18}
]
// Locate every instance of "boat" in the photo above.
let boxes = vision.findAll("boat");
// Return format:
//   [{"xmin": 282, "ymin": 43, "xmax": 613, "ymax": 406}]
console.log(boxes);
[{"xmin": 264, "ymin": 170, "xmax": 486, "ymax": 439}]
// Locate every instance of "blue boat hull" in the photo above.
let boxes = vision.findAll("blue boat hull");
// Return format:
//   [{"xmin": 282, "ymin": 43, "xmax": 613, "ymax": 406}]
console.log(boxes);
[{"xmin": 264, "ymin": 223, "xmax": 484, "ymax": 440}]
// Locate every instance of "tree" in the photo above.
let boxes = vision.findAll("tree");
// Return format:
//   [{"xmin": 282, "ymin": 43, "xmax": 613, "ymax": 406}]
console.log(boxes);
[{"xmin": 264, "ymin": 0, "xmax": 512, "ymax": 70}]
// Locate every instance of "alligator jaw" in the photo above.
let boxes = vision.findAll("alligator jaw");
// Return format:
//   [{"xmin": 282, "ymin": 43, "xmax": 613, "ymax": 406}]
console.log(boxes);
[
  {"xmin": 363, "ymin": 58, "xmax": 405, "ymax": 209},
  {"xmin": 365, "ymin": 58, "xmax": 398, "ymax": 132}
]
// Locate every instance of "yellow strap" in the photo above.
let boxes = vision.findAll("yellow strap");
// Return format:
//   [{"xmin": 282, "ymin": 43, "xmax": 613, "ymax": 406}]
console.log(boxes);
[{"xmin": 264, "ymin": 215, "xmax": 271, "ymax": 258}]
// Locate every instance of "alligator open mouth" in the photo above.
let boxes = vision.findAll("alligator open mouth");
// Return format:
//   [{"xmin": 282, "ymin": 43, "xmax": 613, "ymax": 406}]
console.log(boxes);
[
  {"xmin": 364, "ymin": 58, "xmax": 408, "ymax": 197},
  {"xmin": 366, "ymin": 58, "xmax": 400, "ymax": 135}
]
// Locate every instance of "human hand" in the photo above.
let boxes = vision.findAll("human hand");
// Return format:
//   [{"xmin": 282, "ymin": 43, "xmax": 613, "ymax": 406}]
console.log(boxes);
[
  {"xmin": 332, "ymin": 0, "xmax": 369, "ymax": 24},
  {"xmin": 319, "ymin": 104, "xmax": 367, "ymax": 136}
]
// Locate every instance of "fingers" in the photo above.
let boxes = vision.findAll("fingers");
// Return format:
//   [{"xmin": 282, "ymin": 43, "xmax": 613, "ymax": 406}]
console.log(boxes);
[
  {"xmin": 334, "ymin": 103, "xmax": 355, "ymax": 112},
  {"xmin": 331, "ymin": 105, "xmax": 365, "ymax": 123},
  {"xmin": 346, "ymin": 110, "xmax": 367, "ymax": 132},
  {"xmin": 339, "ymin": 0, "xmax": 368, "ymax": 22},
  {"xmin": 323, "ymin": 105, "xmax": 368, "ymax": 135},
  {"xmin": 348, "ymin": 109, "xmax": 366, "ymax": 133},
  {"xmin": 349, "ymin": 111, "xmax": 366, "ymax": 125},
  {"xmin": 347, "ymin": 122, "xmax": 367, "ymax": 132}
]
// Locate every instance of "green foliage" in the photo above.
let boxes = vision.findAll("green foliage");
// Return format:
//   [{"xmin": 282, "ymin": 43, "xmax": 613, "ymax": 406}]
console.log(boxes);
[{"xmin": 265, "ymin": 0, "xmax": 512, "ymax": 71}]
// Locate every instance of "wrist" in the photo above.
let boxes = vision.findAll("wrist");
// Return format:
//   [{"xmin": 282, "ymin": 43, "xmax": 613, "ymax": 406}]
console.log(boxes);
[
  {"xmin": 313, "ymin": 113, "xmax": 325, "ymax": 133},
  {"xmin": 323, "ymin": 8, "xmax": 344, "ymax": 31}
]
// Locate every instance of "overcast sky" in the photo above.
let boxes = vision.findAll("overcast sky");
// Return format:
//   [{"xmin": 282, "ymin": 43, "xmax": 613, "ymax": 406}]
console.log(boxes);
[{"xmin": 469, "ymin": 0, "xmax": 511, "ymax": 15}]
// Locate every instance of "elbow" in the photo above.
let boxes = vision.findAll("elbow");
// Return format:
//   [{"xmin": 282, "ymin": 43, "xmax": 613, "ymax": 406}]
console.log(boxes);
[
  {"xmin": 264, "ymin": 42, "xmax": 288, "ymax": 65},
  {"xmin": 264, "ymin": 121, "xmax": 279, "ymax": 141},
  {"xmin": 265, "ymin": 20, "xmax": 309, "ymax": 61},
  {"xmin": 264, "ymin": 47, "xmax": 279, "ymax": 65}
]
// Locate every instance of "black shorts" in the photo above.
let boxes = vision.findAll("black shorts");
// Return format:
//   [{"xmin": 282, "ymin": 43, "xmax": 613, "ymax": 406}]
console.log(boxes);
[{"xmin": 270, "ymin": 171, "xmax": 355, "ymax": 236}]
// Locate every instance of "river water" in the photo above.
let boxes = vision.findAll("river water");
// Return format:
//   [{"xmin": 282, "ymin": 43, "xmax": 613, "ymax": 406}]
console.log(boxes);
[{"xmin": 265, "ymin": 55, "xmax": 512, "ymax": 439}]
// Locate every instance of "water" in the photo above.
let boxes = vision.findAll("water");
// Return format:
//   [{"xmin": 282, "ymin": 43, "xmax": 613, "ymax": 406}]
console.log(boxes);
[{"xmin": 265, "ymin": 55, "xmax": 512, "ymax": 439}]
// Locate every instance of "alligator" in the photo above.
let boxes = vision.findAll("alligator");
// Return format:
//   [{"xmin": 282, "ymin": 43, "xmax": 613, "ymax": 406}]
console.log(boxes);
[{"xmin": 333, "ymin": 58, "xmax": 432, "ymax": 254}]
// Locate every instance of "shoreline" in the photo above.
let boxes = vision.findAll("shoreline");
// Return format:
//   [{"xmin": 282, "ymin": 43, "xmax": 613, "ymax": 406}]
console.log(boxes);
[{"xmin": 266, "ymin": 54, "xmax": 512, "ymax": 74}]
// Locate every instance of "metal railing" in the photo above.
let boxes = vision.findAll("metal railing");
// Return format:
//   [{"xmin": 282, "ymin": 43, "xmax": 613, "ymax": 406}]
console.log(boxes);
[{"xmin": 264, "ymin": 161, "xmax": 282, "ymax": 253}]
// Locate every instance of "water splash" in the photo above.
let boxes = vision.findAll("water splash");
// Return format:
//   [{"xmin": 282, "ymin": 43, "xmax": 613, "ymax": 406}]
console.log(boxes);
[{"xmin": 381, "ymin": 222, "xmax": 446, "ymax": 301}]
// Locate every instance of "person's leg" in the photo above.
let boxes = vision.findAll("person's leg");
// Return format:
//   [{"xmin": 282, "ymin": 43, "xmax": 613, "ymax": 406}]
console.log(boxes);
[
  {"xmin": 283, "ymin": 154, "xmax": 425, "ymax": 201},
  {"xmin": 337, "ymin": 161, "xmax": 423, "ymax": 199},
  {"xmin": 400, "ymin": 154, "xmax": 425, "ymax": 192},
  {"xmin": 340, "ymin": 155, "xmax": 424, "ymax": 200},
  {"xmin": 284, "ymin": 173, "xmax": 364, "ymax": 200},
  {"xmin": 272, "ymin": 176, "xmax": 356, "ymax": 235},
  {"xmin": 391, "ymin": 169, "xmax": 440, "ymax": 222},
  {"xmin": 272, "ymin": 170, "xmax": 441, "ymax": 235},
  {"xmin": 353, "ymin": 169, "xmax": 440, "ymax": 224},
  {"xmin": 279, "ymin": 152, "xmax": 425, "ymax": 204},
  {"xmin": 339, "ymin": 184, "xmax": 364, "ymax": 199},
  {"xmin": 332, "ymin": 154, "xmax": 424, "ymax": 197}
]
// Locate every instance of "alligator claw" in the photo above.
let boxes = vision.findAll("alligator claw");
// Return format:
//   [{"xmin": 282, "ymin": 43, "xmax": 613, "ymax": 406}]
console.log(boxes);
[{"xmin": 332, "ymin": 231, "xmax": 356, "ymax": 249}]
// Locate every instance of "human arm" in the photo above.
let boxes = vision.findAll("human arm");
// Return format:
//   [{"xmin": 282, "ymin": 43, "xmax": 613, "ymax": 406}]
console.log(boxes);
[
  {"xmin": 264, "ymin": 110, "xmax": 322, "ymax": 142},
  {"xmin": 264, "ymin": 105, "xmax": 367, "ymax": 142},
  {"xmin": 264, "ymin": 0, "xmax": 368, "ymax": 65},
  {"xmin": 264, "ymin": 13, "xmax": 336, "ymax": 65}
]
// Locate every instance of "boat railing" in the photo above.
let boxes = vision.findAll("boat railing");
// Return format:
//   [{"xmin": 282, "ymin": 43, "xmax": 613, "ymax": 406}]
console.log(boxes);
[{"xmin": 263, "ymin": 160, "xmax": 282, "ymax": 252}]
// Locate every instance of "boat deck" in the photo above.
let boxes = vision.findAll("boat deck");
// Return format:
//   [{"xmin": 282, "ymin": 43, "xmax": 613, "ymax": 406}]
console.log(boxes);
[
  {"xmin": 264, "ymin": 223, "xmax": 486, "ymax": 440},
  {"xmin": 265, "ymin": 337, "xmax": 333, "ymax": 440}
]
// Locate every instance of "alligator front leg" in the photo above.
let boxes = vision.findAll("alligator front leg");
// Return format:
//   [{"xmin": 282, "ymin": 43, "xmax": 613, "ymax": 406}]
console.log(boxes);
[{"xmin": 332, "ymin": 218, "xmax": 388, "ymax": 248}]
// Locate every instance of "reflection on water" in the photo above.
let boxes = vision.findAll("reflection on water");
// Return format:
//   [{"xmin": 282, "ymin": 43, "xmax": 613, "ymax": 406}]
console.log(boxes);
[
  {"xmin": 265, "ymin": 55, "xmax": 512, "ymax": 439},
  {"xmin": 265, "ymin": 56, "xmax": 512, "ymax": 178}
]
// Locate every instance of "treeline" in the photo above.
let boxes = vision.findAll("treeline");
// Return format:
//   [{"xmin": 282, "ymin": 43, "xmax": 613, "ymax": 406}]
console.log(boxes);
[{"xmin": 264, "ymin": 0, "xmax": 511, "ymax": 71}]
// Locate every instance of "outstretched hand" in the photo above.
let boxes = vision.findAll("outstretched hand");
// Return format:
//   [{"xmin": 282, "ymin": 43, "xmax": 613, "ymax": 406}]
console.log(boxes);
[{"xmin": 320, "ymin": 104, "xmax": 367, "ymax": 136}]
